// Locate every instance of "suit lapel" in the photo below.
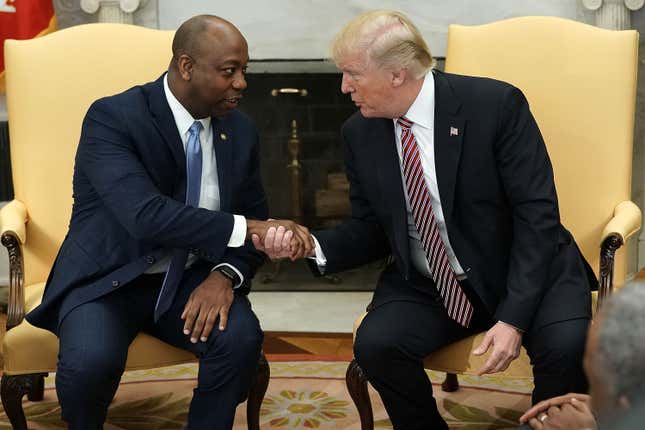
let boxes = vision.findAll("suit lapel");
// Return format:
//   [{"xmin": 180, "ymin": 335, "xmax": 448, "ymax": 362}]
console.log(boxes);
[
  {"xmin": 371, "ymin": 118, "xmax": 410, "ymax": 273},
  {"xmin": 433, "ymin": 70, "xmax": 464, "ymax": 220},
  {"xmin": 146, "ymin": 75, "xmax": 186, "ymax": 199},
  {"xmin": 212, "ymin": 116, "xmax": 233, "ymax": 212}
]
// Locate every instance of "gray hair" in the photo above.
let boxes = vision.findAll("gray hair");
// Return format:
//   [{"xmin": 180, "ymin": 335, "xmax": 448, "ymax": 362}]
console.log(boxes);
[{"xmin": 596, "ymin": 284, "xmax": 645, "ymax": 403}]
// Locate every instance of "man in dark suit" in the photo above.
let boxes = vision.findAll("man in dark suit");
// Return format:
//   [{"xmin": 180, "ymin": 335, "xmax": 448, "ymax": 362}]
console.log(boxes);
[
  {"xmin": 256, "ymin": 10, "xmax": 594, "ymax": 430},
  {"xmin": 25, "ymin": 15, "xmax": 309, "ymax": 430}
]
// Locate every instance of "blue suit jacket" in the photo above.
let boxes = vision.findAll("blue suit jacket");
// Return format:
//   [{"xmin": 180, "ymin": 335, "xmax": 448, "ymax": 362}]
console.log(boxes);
[{"xmin": 27, "ymin": 75, "xmax": 268, "ymax": 334}]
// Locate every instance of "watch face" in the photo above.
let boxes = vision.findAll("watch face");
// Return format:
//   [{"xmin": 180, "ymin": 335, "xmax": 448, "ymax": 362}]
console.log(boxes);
[{"xmin": 218, "ymin": 267, "xmax": 239, "ymax": 283}]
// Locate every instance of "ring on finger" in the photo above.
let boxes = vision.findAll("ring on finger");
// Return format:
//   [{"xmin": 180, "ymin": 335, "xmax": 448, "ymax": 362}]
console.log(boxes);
[{"xmin": 538, "ymin": 413, "xmax": 548, "ymax": 423}]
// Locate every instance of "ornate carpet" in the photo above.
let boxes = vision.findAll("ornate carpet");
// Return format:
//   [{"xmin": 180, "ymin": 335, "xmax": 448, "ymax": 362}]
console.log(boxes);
[{"xmin": 1, "ymin": 359, "xmax": 532, "ymax": 429}]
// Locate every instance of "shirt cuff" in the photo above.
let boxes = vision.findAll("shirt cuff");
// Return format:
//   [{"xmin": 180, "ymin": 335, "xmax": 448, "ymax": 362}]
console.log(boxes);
[
  {"xmin": 499, "ymin": 320, "xmax": 525, "ymax": 334},
  {"xmin": 211, "ymin": 263, "xmax": 244, "ymax": 289},
  {"xmin": 227, "ymin": 215, "xmax": 247, "ymax": 247},
  {"xmin": 308, "ymin": 235, "xmax": 327, "ymax": 274}
]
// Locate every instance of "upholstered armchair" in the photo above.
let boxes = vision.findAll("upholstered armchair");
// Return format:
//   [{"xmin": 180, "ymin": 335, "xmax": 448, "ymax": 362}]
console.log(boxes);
[
  {"xmin": 346, "ymin": 16, "xmax": 642, "ymax": 429},
  {"xmin": 0, "ymin": 24, "xmax": 269, "ymax": 430}
]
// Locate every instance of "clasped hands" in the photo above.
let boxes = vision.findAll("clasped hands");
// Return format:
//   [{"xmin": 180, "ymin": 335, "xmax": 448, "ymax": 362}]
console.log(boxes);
[{"xmin": 247, "ymin": 219, "xmax": 315, "ymax": 260}]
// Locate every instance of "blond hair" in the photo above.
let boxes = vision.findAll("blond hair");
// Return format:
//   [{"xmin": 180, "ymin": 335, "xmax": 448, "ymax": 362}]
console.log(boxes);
[{"xmin": 331, "ymin": 10, "xmax": 434, "ymax": 79}]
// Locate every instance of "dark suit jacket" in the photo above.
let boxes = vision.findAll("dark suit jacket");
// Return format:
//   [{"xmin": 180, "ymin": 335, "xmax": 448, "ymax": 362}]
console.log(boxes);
[
  {"xmin": 314, "ymin": 70, "xmax": 594, "ymax": 331},
  {"xmin": 27, "ymin": 75, "xmax": 268, "ymax": 334}
]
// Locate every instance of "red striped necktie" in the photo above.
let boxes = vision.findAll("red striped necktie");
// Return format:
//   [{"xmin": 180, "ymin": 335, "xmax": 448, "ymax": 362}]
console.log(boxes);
[{"xmin": 398, "ymin": 116, "xmax": 474, "ymax": 327}]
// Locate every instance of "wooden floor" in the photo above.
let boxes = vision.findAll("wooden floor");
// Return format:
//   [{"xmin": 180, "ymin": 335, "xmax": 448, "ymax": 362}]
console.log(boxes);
[{"xmin": 264, "ymin": 331, "xmax": 353, "ymax": 360}]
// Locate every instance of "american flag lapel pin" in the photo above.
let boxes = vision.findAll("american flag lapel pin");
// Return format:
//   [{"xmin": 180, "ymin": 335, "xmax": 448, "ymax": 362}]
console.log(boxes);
[{"xmin": 450, "ymin": 126, "xmax": 459, "ymax": 137}]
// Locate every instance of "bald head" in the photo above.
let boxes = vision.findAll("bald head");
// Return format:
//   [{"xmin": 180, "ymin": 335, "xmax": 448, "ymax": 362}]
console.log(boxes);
[
  {"xmin": 167, "ymin": 14, "xmax": 249, "ymax": 119},
  {"xmin": 170, "ymin": 15, "xmax": 243, "ymax": 70}
]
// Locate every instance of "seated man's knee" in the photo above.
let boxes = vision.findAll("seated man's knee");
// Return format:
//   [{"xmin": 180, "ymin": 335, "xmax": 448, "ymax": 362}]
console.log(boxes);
[
  {"xmin": 196, "ymin": 308, "xmax": 263, "ymax": 399},
  {"xmin": 354, "ymin": 317, "xmax": 401, "ymax": 375},
  {"xmin": 57, "ymin": 344, "xmax": 127, "ymax": 396},
  {"xmin": 202, "ymin": 306, "xmax": 263, "ymax": 369},
  {"xmin": 531, "ymin": 319, "xmax": 588, "ymax": 373}
]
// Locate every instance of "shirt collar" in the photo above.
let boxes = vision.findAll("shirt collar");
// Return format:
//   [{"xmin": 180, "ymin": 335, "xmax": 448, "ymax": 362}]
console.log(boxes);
[
  {"xmin": 397, "ymin": 71, "xmax": 435, "ymax": 130},
  {"xmin": 163, "ymin": 73, "xmax": 211, "ymax": 139}
]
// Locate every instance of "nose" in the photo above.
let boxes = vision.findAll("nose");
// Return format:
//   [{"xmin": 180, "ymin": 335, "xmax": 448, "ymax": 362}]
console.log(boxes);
[
  {"xmin": 233, "ymin": 71, "xmax": 247, "ymax": 91},
  {"xmin": 340, "ymin": 73, "xmax": 353, "ymax": 94}
]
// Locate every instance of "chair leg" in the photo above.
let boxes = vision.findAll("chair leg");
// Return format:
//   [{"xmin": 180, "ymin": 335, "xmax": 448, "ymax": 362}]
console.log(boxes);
[
  {"xmin": 26, "ymin": 373, "xmax": 47, "ymax": 401},
  {"xmin": 441, "ymin": 373, "xmax": 460, "ymax": 392},
  {"xmin": 1, "ymin": 374, "xmax": 33, "ymax": 430},
  {"xmin": 247, "ymin": 352, "xmax": 270, "ymax": 430},
  {"xmin": 346, "ymin": 358, "xmax": 374, "ymax": 430}
]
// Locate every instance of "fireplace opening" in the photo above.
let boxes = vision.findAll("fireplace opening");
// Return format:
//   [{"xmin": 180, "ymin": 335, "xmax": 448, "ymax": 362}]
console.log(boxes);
[{"xmin": 240, "ymin": 69, "xmax": 384, "ymax": 291}]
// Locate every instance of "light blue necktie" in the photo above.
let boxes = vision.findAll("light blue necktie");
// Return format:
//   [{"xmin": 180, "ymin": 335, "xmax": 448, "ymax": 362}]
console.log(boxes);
[{"xmin": 154, "ymin": 121, "xmax": 203, "ymax": 321}]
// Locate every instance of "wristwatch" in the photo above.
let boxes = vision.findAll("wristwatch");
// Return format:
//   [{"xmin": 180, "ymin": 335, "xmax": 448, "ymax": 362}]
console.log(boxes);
[{"xmin": 214, "ymin": 265, "xmax": 241, "ymax": 287}]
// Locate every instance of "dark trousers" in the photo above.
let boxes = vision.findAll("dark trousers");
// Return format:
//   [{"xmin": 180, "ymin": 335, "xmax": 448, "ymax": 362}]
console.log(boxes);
[
  {"xmin": 55, "ymin": 266, "xmax": 263, "ymax": 430},
  {"xmin": 354, "ymin": 282, "xmax": 589, "ymax": 430}
]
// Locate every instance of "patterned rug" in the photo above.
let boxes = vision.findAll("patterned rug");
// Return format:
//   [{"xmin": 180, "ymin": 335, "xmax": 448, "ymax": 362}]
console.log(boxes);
[{"xmin": 2, "ymin": 360, "xmax": 532, "ymax": 429}]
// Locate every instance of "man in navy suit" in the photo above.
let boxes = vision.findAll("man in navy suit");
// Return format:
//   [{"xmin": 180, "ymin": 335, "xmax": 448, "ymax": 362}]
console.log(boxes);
[
  {"xmin": 25, "ymin": 15, "xmax": 310, "ymax": 430},
  {"xmin": 257, "ymin": 10, "xmax": 595, "ymax": 430}
]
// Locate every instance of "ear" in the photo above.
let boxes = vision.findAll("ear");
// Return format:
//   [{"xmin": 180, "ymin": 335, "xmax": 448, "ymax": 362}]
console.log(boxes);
[
  {"xmin": 391, "ymin": 68, "xmax": 407, "ymax": 87},
  {"xmin": 177, "ymin": 54, "xmax": 194, "ymax": 81}
]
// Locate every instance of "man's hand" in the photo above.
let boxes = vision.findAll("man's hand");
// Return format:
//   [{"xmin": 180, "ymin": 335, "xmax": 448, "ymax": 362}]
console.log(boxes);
[
  {"xmin": 181, "ymin": 271, "xmax": 234, "ymax": 343},
  {"xmin": 526, "ymin": 398, "xmax": 597, "ymax": 430},
  {"xmin": 248, "ymin": 219, "xmax": 314, "ymax": 260},
  {"xmin": 520, "ymin": 393, "xmax": 592, "ymax": 424},
  {"xmin": 473, "ymin": 321, "xmax": 522, "ymax": 375}
]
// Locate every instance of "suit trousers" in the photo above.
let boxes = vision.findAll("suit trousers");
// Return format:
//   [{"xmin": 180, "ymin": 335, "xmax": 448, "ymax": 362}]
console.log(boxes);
[
  {"xmin": 353, "ymin": 280, "xmax": 589, "ymax": 430},
  {"xmin": 55, "ymin": 264, "xmax": 263, "ymax": 430}
]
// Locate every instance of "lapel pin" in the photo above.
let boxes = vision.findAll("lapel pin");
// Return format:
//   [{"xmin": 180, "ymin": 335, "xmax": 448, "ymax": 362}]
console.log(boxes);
[
  {"xmin": 450, "ymin": 127, "xmax": 459, "ymax": 137},
  {"xmin": 220, "ymin": 133, "xmax": 228, "ymax": 141}
]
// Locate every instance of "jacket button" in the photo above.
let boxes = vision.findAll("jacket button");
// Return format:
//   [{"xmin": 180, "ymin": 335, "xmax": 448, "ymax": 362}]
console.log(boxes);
[
  {"xmin": 112, "ymin": 280, "xmax": 120, "ymax": 288},
  {"xmin": 146, "ymin": 256, "xmax": 155, "ymax": 264}
]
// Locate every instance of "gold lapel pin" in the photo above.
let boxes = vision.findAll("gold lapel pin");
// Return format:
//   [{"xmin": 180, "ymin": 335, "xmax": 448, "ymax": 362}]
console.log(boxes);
[{"xmin": 220, "ymin": 133, "xmax": 228, "ymax": 141}]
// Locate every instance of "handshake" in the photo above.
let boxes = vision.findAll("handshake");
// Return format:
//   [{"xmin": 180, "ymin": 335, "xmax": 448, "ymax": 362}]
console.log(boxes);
[{"xmin": 246, "ymin": 219, "xmax": 315, "ymax": 260}]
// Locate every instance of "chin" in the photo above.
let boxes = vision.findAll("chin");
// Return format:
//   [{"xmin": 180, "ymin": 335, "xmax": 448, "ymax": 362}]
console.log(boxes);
[
  {"xmin": 213, "ymin": 108, "xmax": 233, "ymax": 118},
  {"xmin": 360, "ymin": 108, "xmax": 388, "ymax": 119}
]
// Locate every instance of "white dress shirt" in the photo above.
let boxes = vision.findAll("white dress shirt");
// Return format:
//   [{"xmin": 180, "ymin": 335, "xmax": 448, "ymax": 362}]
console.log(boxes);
[
  {"xmin": 313, "ymin": 72, "xmax": 465, "ymax": 278},
  {"xmin": 145, "ymin": 74, "xmax": 247, "ymax": 287}
]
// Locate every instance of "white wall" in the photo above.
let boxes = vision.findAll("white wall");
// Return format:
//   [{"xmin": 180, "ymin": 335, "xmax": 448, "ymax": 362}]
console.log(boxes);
[{"xmin": 159, "ymin": 0, "xmax": 594, "ymax": 59}]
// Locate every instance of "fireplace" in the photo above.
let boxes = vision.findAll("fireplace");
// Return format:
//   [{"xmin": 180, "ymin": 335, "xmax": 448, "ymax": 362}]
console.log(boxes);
[{"xmin": 239, "ymin": 63, "xmax": 383, "ymax": 291}]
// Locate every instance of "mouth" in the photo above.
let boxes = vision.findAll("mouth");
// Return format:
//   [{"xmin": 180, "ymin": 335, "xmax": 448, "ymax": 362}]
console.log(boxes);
[{"xmin": 223, "ymin": 95, "xmax": 242, "ymax": 107}]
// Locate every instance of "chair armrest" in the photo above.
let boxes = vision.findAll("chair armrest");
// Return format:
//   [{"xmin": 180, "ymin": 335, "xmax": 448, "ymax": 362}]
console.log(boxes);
[
  {"xmin": 601, "ymin": 200, "xmax": 641, "ymax": 243},
  {"xmin": 597, "ymin": 200, "xmax": 641, "ymax": 307},
  {"xmin": 0, "ymin": 200, "xmax": 28, "ymax": 330},
  {"xmin": 0, "ymin": 199, "xmax": 28, "ymax": 244}
]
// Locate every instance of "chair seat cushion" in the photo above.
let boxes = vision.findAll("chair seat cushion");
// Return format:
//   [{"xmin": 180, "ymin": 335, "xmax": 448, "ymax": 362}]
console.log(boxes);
[
  {"xmin": 423, "ymin": 332, "xmax": 532, "ymax": 378},
  {"xmin": 353, "ymin": 312, "xmax": 532, "ymax": 379},
  {"xmin": 3, "ymin": 282, "xmax": 196, "ymax": 375}
]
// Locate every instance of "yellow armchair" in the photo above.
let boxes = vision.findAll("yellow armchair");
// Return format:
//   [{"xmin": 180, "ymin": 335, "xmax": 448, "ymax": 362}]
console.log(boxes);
[
  {"xmin": 0, "ymin": 24, "xmax": 268, "ymax": 429},
  {"xmin": 345, "ymin": 16, "xmax": 641, "ymax": 429}
]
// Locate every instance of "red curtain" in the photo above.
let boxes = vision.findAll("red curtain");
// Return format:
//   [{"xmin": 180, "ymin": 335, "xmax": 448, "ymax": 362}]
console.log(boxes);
[{"xmin": 0, "ymin": 0, "xmax": 57, "ymax": 93}]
